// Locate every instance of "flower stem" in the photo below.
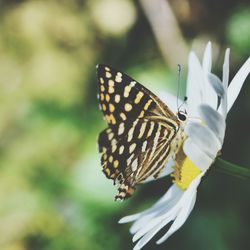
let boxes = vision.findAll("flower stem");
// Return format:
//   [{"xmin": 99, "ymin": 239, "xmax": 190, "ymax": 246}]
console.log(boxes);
[{"xmin": 215, "ymin": 158, "xmax": 250, "ymax": 180}]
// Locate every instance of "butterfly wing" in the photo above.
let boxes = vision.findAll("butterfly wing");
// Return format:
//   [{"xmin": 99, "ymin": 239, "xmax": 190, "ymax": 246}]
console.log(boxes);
[{"xmin": 97, "ymin": 64, "xmax": 180, "ymax": 200}]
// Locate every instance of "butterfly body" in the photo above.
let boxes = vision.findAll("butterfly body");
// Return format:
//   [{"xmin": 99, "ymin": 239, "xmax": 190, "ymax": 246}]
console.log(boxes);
[{"xmin": 97, "ymin": 64, "xmax": 186, "ymax": 200}]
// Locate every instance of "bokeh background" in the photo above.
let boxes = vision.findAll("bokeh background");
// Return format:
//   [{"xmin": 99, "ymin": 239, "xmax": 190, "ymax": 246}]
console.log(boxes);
[{"xmin": 0, "ymin": 0, "xmax": 249, "ymax": 250}]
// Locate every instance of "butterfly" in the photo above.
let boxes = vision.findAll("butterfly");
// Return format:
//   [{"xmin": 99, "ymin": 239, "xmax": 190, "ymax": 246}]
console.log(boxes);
[{"xmin": 97, "ymin": 64, "xmax": 187, "ymax": 201}]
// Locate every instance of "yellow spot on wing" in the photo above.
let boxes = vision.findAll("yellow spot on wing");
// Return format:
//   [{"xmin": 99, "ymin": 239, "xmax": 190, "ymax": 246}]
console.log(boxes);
[
  {"xmin": 109, "ymin": 114, "xmax": 116, "ymax": 124},
  {"xmin": 102, "ymin": 104, "xmax": 107, "ymax": 111},
  {"xmin": 114, "ymin": 160, "xmax": 119, "ymax": 168},
  {"xmin": 125, "ymin": 103, "xmax": 132, "ymax": 112},
  {"xmin": 124, "ymin": 85, "xmax": 132, "ymax": 98},
  {"xmin": 129, "ymin": 143, "xmax": 136, "ymax": 153},
  {"xmin": 108, "ymin": 79, "xmax": 115, "ymax": 87},
  {"xmin": 109, "ymin": 103, "xmax": 115, "ymax": 112},
  {"xmin": 108, "ymin": 132, "xmax": 114, "ymax": 140},
  {"xmin": 144, "ymin": 99, "xmax": 152, "ymax": 110},
  {"xmin": 131, "ymin": 159, "xmax": 138, "ymax": 171},
  {"xmin": 100, "ymin": 77, "xmax": 104, "ymax": 84},
  {"xmin": 111, "ymin": 143, "xmax": 117, "ymax": 153},
  {"xmin": 119, "ymin": 145, "xmax": 124, "ymax": 154},
  {"xmin": 138, "ymin": 122, "xmax": 147, "ymax": 138},
  {"xmin": 115, "ymin": 72, "xmax": 122, "ymax": 82},
  {"xmin": 142, "ymin": 141, "xmax": 147, "ymax": 152},
  {"xmin": 135, "ymin": 91, "xmax": 144, "ymax": 104},
  {"xmin": 130, "ymin": 81, "xmax": 136, "ymax": 87},
  {"xmin": 100, "ymin": 85, "xmax": 105, "ymax": 92},
  {"xmin": 100, "ymin": 93, "xmax": 104, "ymax": 101},
  {"xmin": 120, "ymin": 112, "xmax": 127, "ymax": 121},
  {"xmin": 138, "ymin": 110, "xmax": 144, "ymax": 118},
  {"xmin": 115, "ymin": 94, "xmax": 120, "ymax": 103},
  {"xmin": 108, "ymin": 86, "xmax": 114, "ymax": 94},
  {"xmin": 106, "ymin": 71, "xmax": 112, "ymax": 78},
  {"xmin": 127, "ymin": 126, "xmax": 134, "ymax": 142},
  {"xmin": 105, "ymin": 114, "xmax": 115, "ymax": 124},
  {"xmin": 127, "ymin": 154, "xmax": 134, "ymax": 165},
  {"xmin": 104, "ymin": 168, "xmax": 110, "ymax": 176},
  {"xmin": 147, "ymin": 121, "xmax": 155, "ymax": 137},
  {"xmin": 105, "ymin": 94, "xmax": 110, "ymax": 102},
  {"xmin": 109, "ymin": 155, "xmax": 113, "ymax": 163},
  {"xmin": 118, "ymin": 123, "xmax": 125, "ymax": 135}
]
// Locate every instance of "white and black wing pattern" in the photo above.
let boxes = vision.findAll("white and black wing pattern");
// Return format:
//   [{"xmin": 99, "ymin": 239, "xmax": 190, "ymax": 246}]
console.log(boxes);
[{"xmin": 97, "ymin": 64, "xmax": 180, "ymax": 200}]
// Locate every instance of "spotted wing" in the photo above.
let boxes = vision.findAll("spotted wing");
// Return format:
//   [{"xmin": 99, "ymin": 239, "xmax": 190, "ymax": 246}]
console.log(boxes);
[{"xmin": 97, "ymin": 64, "xmax": 180, "ymax": 200}]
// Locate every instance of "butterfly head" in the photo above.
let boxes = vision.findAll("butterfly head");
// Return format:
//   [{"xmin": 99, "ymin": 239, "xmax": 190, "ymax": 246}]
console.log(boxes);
[
  {"xmin": 177, "ymin": 95, "xmax": 188, "ymax": 122},
  {"xmin": 177, "ymin": 110, "xmax": 187, "ymax": 122}
]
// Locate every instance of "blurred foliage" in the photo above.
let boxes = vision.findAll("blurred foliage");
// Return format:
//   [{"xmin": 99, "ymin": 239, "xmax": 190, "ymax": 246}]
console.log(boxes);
[
  {"xmin": 226, "ymin": 8, "xmax": 250, "ymax": 56},
  {"xmin": 0, "ymin": 0, "xmax": 249, "ymax": 250}
]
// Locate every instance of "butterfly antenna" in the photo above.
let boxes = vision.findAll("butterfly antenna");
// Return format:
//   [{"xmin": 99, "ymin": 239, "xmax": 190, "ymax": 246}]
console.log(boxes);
[{"xmin": 177, "ymin": 64, "xmax": 181, "ymax": 111}]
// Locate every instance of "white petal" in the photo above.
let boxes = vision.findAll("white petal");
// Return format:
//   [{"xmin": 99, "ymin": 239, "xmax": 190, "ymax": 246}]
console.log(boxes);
[
  {"xmin": 132, "ymin": 217, "xmax": 163, "ymax": 242},
  {"xmin": 133, "ymin": 191, "xmax": 184, "ymax": 249},
  {"xmin": 129, "ymin": 186, "xmax": 182, "ymax": 233},
  {"xmin": 159, "ymin": 92, "xmax": 178, "ymax": 113},
  {"xmin": 118, "ymin": 213, "xmax": 142, "ymax": 224},
  {"xmin": 122, "ymin": 185, "xmax": 178, "ymax": 229},
  {"xmin": 183, "ymin": 138, "xmax": 214, "ymax": 171},
  {"xmin": 227, "ymin": 57, "xmax": 250, "ymax": 112},
  {"xmin": 185, "ymin": 122, "xmax": 221, "ymax": 158},
  {"xmin": 201, "ymin": 43, "xmax": 218, "ymax": 109},
  {"xmin": 156, "ymin": 173, "xmax": 203, "ymax": 244},
  {"xmin": 132, "ymin": 202, "xmax": 178, "ymax": 243},
  {"xmin": 202, "ymin": 41, "xmax": 212, "ymax": 72},
  {"xmin": 142, "ymin": 185, "xmax": 182, "ymax": 216},
  {"xmin": 207, "ymin": 73, "xmax": 225, "ymax": 97},
  {"xmin": 223, "ymin": 48, "xmax": 230, "ymax": 89},
  {"xmin": 199, "ymin": 105, "xmax": 226, "ymax": 143},
  {"xmin": 133, "ymin": 212, "xmax": 177, "ymax": 250},
  {"xmin": 203, "ymin": 42, "xmax": 218, "ymax": 108},
  {"xmin": 186, "ymin": 52, "xmax": 204, "ymax": 116},
  {"xmin": 219, "ymin": 48, "xmax": 230, "ymax": 118},
  {"xmin": 156, "ymin": 191, "xmax": 197, "ymax": 244}
]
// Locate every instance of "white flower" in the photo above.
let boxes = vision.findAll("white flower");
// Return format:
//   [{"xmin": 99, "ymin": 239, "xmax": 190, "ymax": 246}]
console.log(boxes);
[{"xmin": 119, "ymin": 42, "xmax": 250, "ymax": 250}]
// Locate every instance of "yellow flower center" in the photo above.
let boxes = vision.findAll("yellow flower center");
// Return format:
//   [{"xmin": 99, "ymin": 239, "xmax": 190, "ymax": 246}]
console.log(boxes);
[{"xmin": 171, "ymin": 146, "xmax": 201, "ymax": 190}]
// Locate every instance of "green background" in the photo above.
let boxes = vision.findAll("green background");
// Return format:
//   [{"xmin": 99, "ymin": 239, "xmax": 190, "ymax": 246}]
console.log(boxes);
[{"xmin": 0, "ymin": 1, "xmax": 249, "ymax": 250}]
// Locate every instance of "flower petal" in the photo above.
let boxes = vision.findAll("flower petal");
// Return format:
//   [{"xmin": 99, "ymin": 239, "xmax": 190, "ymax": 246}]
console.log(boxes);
[
  {"xmin": 223, "ymin": 49, "xmax": 230, "ymax": 89},
  {"xmin": 186, "ymin": 52, "xmax": 204, "ymax": 116},
  {"xmin": 118, "ymin": 185, "xmax": 179, "ymax": 224},
  {"xmin": 227, "ymin": 57, "xmax": 250, "ymax": 112},
  {"xmin": 202, "ymin": 41, "xmax": 212, "ymax": 72},
  {"xmin": 156, "ymin": 191, "xmax": 197, "ymax": 244},
  {"xmin": 133, "ymin": 211, "xmax": 177, "ymax": 250},
  {"xmin": 128, "ymin": 186, "xmax": 182, "ymax": 234},
  {"xmin": 220, "ymin": 48, "xmax": 230, "ymax": 118},
  {"xmin": 207, "ymin": 73, "xmax": 225, "ymax": 97},
  {"xmin": 159, "ymin": 92, "xmax": 179, "ymax": 113},
  {"xmin": 183, "ymin": 138, "xmax": 214, "ymax": 171},
  {"xmin": 199, "ymin": 105, "xmax": 226, "ymax": 143},
  {"xmin": 185, "ymin": 122, "xmax": 221, "ymax": 158},
  {"xmin": 201, "ymin": 43, "xmax": 218, "ymax": 110},
  {"xmin": 156, "ymin": 173, "xmax": 203, "ymax": 244}
]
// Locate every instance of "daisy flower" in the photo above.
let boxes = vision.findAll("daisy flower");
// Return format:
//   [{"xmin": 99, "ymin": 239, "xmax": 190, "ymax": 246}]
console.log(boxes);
[{"xmin": 119, "ymin": 42, "xmax": 250, "ymax": 250}]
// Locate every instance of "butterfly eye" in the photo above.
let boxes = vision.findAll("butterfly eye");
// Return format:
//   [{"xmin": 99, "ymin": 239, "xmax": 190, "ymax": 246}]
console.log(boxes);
[{"xmin": 177, "ymin": 111, "xmax": 187, "ymax": 121}]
